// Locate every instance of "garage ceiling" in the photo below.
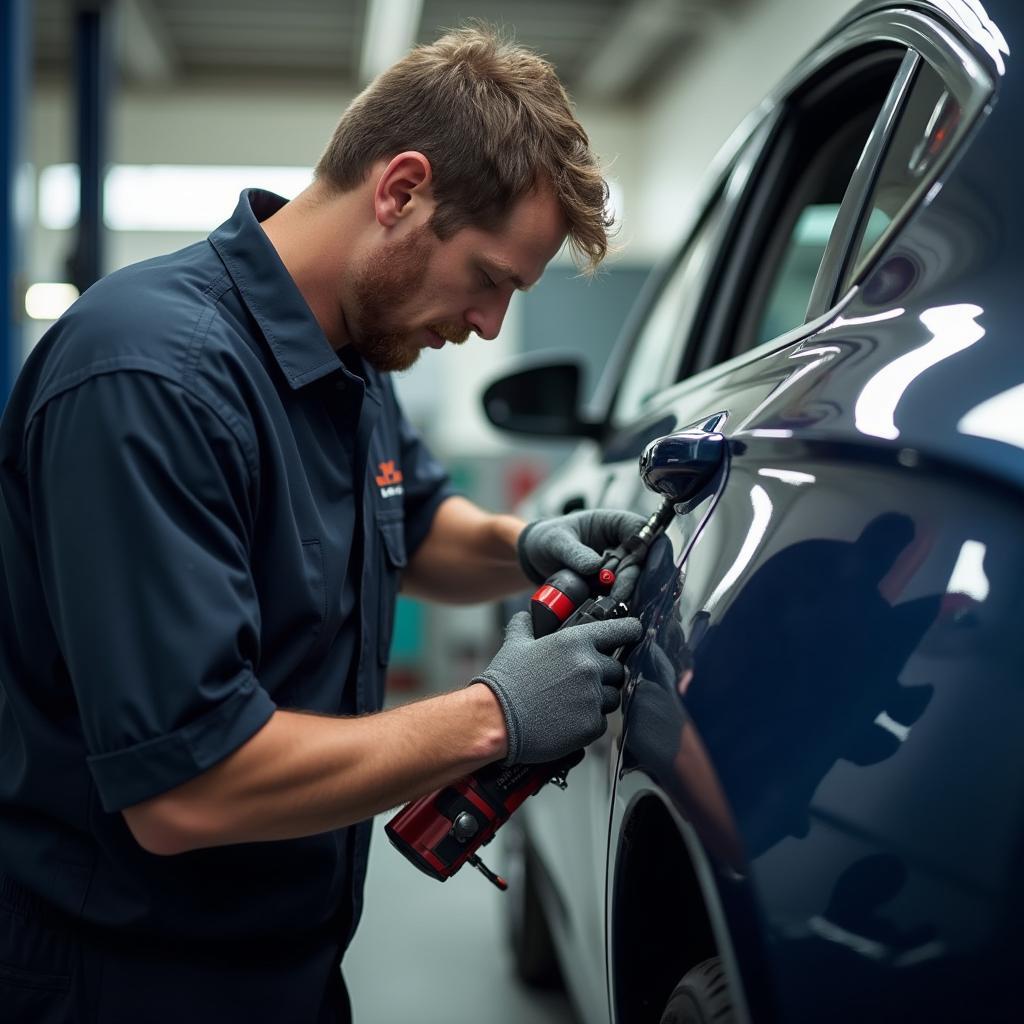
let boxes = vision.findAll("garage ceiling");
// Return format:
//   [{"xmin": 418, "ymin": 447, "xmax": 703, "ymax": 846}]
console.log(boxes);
[{"xmin": 33, "ymin": 0, "xmax": 741, "ymax": 102}]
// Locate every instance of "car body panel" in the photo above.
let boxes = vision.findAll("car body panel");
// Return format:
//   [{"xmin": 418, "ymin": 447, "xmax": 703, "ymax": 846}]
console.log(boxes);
[
  {"xmin": 614, "ymin": 438, "xmax": 1024, "ymax": 1021},
  {"xmin": 501, "ymin": 1, "xmax": 1023, "ymax": 1021}
]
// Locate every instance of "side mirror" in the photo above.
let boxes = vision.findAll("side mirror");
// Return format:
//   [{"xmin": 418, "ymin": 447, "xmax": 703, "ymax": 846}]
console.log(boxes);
[
  {"xmin": 482, "ymin": 359, "xmax": 602, "ymax": 439},
  {"xmin": 640, "ymin": 431, "xmax": 726, "ymax": 503}
]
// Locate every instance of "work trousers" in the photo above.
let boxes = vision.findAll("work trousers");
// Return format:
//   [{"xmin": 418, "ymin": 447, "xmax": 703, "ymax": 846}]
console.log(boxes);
[{"xmin": 0, "ymin": 874, "xmax": 352, "ymax": 1024}]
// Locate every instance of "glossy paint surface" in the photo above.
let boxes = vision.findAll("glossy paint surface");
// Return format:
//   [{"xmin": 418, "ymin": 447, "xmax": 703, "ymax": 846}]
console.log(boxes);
[{"xmin": 511, "ymin": 2, "xmax": 1024, "ymax": 1021}]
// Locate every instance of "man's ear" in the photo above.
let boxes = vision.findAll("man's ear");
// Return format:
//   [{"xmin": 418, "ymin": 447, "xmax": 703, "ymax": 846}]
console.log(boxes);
[{"xmin": 373, "ymin": 152, "xmax": 434, "ymax": 228}]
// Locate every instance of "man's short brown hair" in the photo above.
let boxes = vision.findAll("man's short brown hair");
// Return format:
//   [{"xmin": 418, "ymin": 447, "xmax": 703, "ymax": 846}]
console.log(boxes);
[{"xmin": 315, "ymin": 25, "xmax": 613, "ymax": 273}]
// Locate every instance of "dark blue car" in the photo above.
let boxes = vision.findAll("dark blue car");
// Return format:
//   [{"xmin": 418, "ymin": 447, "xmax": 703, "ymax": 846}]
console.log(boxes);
[{"xmin": 481, "ymin": 2, "xmax": 1022, "ymax": 1021}]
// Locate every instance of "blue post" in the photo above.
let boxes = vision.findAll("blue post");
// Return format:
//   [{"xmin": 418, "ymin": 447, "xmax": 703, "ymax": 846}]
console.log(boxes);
[
  {"xmin": 67, "ymin": 1, "xmax": 112, "ymax": 294},
  {"xmin": 1, "ymin": 0, "xmax": 31, "ymax": 407}
]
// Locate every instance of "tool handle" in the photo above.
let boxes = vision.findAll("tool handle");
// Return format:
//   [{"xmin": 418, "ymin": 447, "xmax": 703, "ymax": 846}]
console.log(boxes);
[{"xmin": 385, "ymin": 751, "xmax": 584, "ymax": 882}]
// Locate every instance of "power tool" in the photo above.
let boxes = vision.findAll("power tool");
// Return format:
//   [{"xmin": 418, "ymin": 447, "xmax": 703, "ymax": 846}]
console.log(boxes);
[{"xmin": 385, "ymin": 499, "xmax": 675, "ymax": 889}]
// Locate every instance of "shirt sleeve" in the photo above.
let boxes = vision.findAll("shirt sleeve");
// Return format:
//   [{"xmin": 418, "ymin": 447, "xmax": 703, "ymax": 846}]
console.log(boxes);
[
  {"xmin": 394, "ymin": 398, "xmax": 456, "ymax": 559},
  {"xmin": 26, "ymin": 369, "xmax": 276, "ymax": 812}
]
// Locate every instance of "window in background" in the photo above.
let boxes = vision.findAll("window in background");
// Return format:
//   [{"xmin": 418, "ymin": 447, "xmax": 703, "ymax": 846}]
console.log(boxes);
[{"xmin": 38, "ymin": 164, "xmax": 315, "ymax": 232}]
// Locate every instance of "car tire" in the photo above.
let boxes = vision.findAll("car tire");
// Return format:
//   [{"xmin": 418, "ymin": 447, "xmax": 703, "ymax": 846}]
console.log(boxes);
[
  {"xmin": 659, "ymin": 957, "xmax": 735, "ymax": 1024},
  {"xmin": 504, "ymin": 821, "xmax": 562, "ymax": 988}
]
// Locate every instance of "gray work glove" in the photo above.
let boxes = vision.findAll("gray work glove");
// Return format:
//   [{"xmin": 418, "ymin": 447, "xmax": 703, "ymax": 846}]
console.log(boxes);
[
  {"xmin": 475, "ymin": 610, "xmax": 643, "ymax": 765},
  {"xmin": 517, "ymin": 509, "xmax": 648, "ymax": 602}
]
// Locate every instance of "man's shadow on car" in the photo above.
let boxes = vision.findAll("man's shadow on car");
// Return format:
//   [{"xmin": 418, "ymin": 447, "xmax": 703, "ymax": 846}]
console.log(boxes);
[{"xmin": 625, "ymin": 512, "xmax": 940, "ymax": 863}]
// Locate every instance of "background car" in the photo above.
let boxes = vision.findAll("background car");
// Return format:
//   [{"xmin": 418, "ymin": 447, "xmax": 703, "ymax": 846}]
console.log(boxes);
[{"xmin": 482, "ymin": 1, "xmax": 1023, "ymax": 1021}]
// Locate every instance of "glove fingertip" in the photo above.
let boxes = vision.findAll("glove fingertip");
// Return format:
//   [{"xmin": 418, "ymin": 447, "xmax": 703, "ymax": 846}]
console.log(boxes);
[
  {"xmin": 571, "ymin": 552, "xmax": 603, "ymax": 575},
  {"xmin": 505, "ymin": 610, "xmax": 534, "ymax": 639}
]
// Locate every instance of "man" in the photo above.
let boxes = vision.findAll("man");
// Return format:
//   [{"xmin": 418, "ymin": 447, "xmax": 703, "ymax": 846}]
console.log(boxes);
[{"xmin": 0, "ymin": 26, "xmax": 643, "ymax": 1023}]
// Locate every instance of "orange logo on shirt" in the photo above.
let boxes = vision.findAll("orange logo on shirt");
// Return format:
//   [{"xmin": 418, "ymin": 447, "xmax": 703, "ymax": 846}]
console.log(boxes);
[{"xmin": 375, "ymin": 461, "xmax": 404, "ymax": 487}]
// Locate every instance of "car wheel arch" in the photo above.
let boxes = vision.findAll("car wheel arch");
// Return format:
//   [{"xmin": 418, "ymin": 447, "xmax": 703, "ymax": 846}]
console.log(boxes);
[{"xmin": 608, "ymin": 786, "xmax": 755, "ymax": 1024}]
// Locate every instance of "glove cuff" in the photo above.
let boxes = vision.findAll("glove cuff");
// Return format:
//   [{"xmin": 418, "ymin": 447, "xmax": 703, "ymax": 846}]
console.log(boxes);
[
  {"xmin": 516, "ymin": 520, "xmax": 546, "ymax": 585},
  {"xmin": 471, "ymin": 673, "xmax": 521, "ymax": 766}
]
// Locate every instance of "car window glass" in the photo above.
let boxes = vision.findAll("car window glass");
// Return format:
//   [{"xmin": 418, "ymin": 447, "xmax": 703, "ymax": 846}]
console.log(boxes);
[
  {"xmin": 703, "ymin": 50, "xmax": 904, "ymax": 366},
  {"xmin": 611, "ymin": 195, "xmax": 727, "ymax": 426},
  {"xmin": 842, "ymin": 61, "xmax": 962, "ymax": 290},
  {"xmin": 735, "ymin": 96, "xmax": 892, "ymax": 356},
  {"xmin": 755, "ymin": 202, "xmax": 840, "ymax": 346}
]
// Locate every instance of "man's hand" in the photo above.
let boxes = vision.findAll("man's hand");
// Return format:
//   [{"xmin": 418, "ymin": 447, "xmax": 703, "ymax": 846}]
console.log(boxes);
[
  {"xmin": 517, "ymin": 509, "xmax": 648, "ymax": 601},
  {"xmin": 473, "ymin": 610, "xmax": 642, "ymax": 765}
]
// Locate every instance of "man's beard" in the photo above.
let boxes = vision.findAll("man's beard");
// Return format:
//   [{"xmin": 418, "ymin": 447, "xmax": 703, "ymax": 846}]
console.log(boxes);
[{"xmin": 349, "ymin": 226, "xmax": 469, "ymax": 373}]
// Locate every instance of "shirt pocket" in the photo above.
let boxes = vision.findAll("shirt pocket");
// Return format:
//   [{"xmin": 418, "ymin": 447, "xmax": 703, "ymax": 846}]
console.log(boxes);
[{"xmin": 376, "ymin": 513, "xmax": 407, "ymax": 666}]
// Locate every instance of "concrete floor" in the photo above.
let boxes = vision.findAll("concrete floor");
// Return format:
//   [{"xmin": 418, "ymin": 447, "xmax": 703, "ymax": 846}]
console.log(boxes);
[{"xmin": 345, "ymin": 816, "xmax": 578, "ymax": 1024}]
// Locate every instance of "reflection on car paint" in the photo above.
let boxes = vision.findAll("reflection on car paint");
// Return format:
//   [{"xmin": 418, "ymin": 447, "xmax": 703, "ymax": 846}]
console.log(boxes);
[
  {"xmin": 945, "ymin": 539, "xmax": 989, "ymax": 601},
  {"xmin": 956, "ymin": 381, "xmax": 1024, "ymax": 449},
  {"xmin": 704, "ymin": 485, "xmax": 773, "ymax": 614},
  {"xmin": 687, "ymin": 508, "xmax": 940, "ymax": 858},
  {"xmin": 935, "ymin": 0, "xmax": 1011, "ymax": 74},
  {"xmin": 756, "ymin": 468, "xmax": 816, "ymax": 486},
  {"xmin": 854, "ymin": 304, "xmax": 986, "ymax": 439}
]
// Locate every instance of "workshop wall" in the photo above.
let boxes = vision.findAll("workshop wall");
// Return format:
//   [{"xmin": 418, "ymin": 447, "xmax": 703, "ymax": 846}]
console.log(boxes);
[{"xmin": 637, "ymin": 0, "xmax": 859, "ymax": 255}]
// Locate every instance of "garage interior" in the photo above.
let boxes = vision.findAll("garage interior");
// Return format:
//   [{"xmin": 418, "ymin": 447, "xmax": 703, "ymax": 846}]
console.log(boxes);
[{"xmin": 0, "ymin": 1, "xmax": 947, "ymax": 1022}]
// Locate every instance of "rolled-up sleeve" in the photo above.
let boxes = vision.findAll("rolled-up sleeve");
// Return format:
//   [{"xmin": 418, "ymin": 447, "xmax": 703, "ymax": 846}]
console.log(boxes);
[{"xmin": 26, "ymin": 369, "xmax": 275, "ymax": 812}]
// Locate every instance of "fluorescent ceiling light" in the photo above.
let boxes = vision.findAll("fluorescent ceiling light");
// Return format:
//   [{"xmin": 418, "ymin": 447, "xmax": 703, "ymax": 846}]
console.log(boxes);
[
  {"xmin": 39, "ymin": 164, "xmax": 315, "ymax": 232},
  {"xmin": 25, "ymin": 282, "xmax": 80, "ymax": 321}
]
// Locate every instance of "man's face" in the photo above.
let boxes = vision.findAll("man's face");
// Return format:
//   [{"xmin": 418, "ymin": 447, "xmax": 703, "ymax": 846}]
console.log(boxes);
[{"xmin": 346, "ymin": 185, "xmax": 567, "ymax": 372}]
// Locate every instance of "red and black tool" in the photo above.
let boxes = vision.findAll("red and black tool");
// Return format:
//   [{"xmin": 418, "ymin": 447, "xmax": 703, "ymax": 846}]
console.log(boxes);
[{"xmin": 385, "ymin": 500, "xmax": 675, "ymax": 889}]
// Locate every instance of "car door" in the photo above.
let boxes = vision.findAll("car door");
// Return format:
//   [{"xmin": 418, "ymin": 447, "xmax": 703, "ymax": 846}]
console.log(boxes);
[
  {"xmin": 522, "ymin": 22, "xmax": 917, "ymax": 1024},
  {"xmin": 511, "ymin": 112, "xmax": 787, "ymax": 1024},
  {"xmin": 606, "ymin": 7, "xmax": 1004, "ymax": 1024}
]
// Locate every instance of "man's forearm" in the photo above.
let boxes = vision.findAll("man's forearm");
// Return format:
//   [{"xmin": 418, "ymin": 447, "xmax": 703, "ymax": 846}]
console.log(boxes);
[
  {"xmin": 402, "ymin": 495, "xmax": 530, "ymax": 603},
  {"xmin": 122, "ymin": 684, "xmax": 508, "ymax": 856}
]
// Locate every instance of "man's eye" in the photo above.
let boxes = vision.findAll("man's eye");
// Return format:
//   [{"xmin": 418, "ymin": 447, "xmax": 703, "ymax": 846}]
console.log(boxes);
[{"xmin": 480, "ymin": 272, "xmax": 497, "ymax": 290}]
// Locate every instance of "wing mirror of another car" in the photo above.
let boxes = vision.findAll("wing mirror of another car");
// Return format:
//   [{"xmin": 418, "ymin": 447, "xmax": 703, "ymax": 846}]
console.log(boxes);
[
  {"xmin": 640, "ymin": 430, "xmax": 727, "ymax": 504},
  {"xmin": 482, "ymin": 359, "xmax": 603, "ymax": 439}
]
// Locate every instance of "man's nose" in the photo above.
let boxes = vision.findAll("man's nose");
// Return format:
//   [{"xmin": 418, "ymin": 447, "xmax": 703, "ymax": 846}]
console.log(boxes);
[{"xmin": 466, "ymin": 291, "xmax": 513, "ymax": 341}]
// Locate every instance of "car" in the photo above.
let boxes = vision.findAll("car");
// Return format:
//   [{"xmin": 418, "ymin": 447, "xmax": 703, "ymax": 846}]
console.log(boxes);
[{"xmin": 479, "ymin": 2, "xmax": 1023, "ymax": 1021}]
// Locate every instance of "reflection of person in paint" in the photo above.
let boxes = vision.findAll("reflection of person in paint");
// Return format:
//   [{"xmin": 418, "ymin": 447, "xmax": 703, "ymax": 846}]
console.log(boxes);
[
  {"xmin": 624, "ymin": 513, "xmax": 940, "ymax": 868},
  {"xmin": 687, "ymin": 512, "xmax": 938, "ymax": 857}
]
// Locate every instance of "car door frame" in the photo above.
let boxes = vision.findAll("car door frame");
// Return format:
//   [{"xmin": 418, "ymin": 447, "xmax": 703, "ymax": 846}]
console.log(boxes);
[{"xmin": 602, "ymin": 6, "xmax": 1000, "ymax": 1024}]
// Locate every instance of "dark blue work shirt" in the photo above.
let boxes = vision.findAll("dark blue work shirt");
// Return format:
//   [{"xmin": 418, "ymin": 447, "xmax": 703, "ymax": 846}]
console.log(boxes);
[{"xmin": 0, "ymin": 190, "xmax": 452, "ymax": 949}]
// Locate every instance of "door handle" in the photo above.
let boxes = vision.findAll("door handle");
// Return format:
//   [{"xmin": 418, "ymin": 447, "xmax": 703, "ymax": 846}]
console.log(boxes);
[{"xmin": 639, "ymin": 430, "xmax": 726, "ymax": 503}]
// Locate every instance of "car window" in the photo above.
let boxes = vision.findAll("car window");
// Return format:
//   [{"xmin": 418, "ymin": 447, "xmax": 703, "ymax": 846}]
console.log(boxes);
[
  {"xmin": 754, "ymin": 202, "xmax": 840, "ymax": 345},
  {"xmin": 724, "ymin": 54, "xmax": 904, "ymax": 359},
  {"xmin": 610, "ymin": 194, "xmax": 727, "ymax": 426},
  {"xmin": 841, "ymin": 61, "xmax": 963, "ymax": 291}
]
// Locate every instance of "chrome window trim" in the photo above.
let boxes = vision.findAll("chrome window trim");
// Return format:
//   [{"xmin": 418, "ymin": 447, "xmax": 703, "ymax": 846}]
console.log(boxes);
[
  {"xmin": 598, "ymin": 6, "xmax": 996, "ymax": 437},
  {"xmin": 789, "ymin": 9, "xmax": 995, "ymax": 311},
  {"xmin": 773, "ymin": 7, "xmax": 993, "ymax": 109},
  {"xmin": 805, "ymin": 50, "xmax": 922, "ymax": 320}
]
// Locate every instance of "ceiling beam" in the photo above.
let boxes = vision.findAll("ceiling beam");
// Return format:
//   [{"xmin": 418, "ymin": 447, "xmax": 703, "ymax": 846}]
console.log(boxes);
[
  {"xmin": 577, "ymin": 0, "xmax": 720, "ymax": 102},
  {"xmin": 116, "ymin": 0, "xmax": 176, "ymax": 85},
  {"xmin": 359, "ymin": 0, "xmax": 425, "ymax": 86}
]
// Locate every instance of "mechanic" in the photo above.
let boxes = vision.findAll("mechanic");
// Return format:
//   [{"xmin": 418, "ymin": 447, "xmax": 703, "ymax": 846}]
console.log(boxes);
[{"xmin": 0, "ymin": 25, "xmax": 644, "ymax": 1024}]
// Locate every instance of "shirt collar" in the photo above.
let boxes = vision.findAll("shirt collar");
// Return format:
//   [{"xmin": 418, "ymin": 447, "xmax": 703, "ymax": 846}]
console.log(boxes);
[{"xmin": 209, "ymin": 189, "xmax": 346, "ymax": 390}]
